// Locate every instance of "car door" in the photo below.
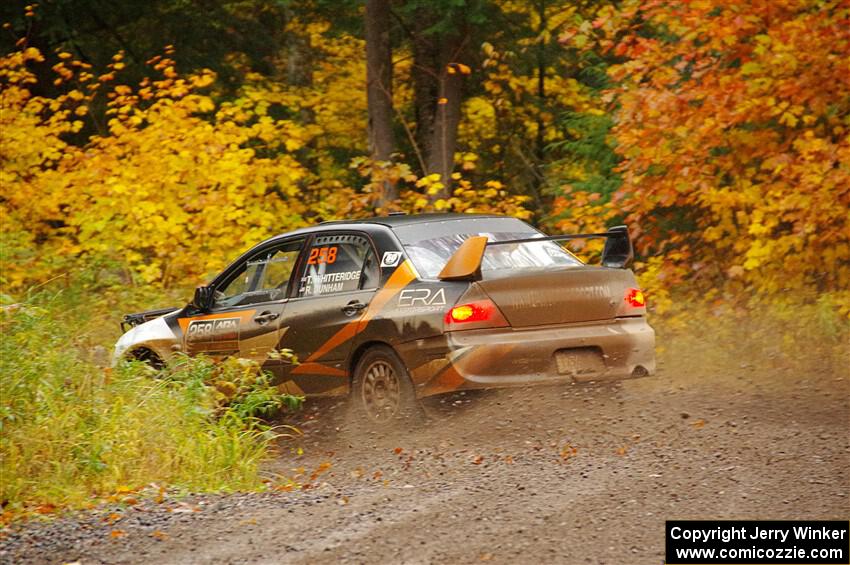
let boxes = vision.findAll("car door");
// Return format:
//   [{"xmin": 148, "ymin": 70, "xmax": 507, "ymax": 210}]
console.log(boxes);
[
  {"xmin": 279, "ymin": 232, "xmax": 381, "ymax": 396},
  {"xmin": 178, "ymin": 238, "xmax": 305, "ymax": 376}
]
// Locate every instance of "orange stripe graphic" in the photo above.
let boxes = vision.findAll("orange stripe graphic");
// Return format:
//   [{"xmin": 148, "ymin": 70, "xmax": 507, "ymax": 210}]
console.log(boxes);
[
  {"xmin": 356, "ymin": 259, "xmax": 418, "ymax": 331},
  {"xmin": 424, "ymin": 344, "xmax": 516, "ymax": 395},
  {"xmin": 305, "ymin": 260, "xmax": 417, "ymax": 363},
  {"xmin": 303, "ymin": 321, "xmax": 360, "ymax": 364},
  {"xmin": 177, "ymin": 310, "xmax": 256, "ymax": 333},
  {"xmin": 291, "ymin": 362, "xmax": 347, "ymax": 377},
  {"xmin": 424, "ymin": 364, "xmax": 467, "ymax": 396}
]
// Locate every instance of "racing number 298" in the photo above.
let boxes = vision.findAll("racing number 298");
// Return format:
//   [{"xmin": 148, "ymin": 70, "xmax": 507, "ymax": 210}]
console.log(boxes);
[{"xmin": 307, "ymin": 246, "xmax": 338, "ymax": 265}]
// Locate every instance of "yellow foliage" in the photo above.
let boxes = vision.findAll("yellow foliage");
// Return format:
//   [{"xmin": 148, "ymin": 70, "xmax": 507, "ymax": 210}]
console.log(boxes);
[
  {"xmin": 1, "ymin": 37, "xmax": 532, "ymax": 293},
  {"xmin": 346, "ymin": 158, "xmax": 532, "ymax": 220},
  {"xmin": 1, "ymin": 48, "xmax": 309, "ymax": 290}
]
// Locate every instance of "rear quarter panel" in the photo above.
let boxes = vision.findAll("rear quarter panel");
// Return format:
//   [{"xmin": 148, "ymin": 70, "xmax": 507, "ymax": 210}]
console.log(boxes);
[{"xmin": 349, "ymin": 227, "xmax": 469, "ymax": 378}]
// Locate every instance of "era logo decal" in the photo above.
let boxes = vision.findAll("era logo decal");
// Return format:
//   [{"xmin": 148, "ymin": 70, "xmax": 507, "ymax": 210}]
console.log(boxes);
[
  {"xmin": 381, "ymin": 251, "xmax": 403, "ymax": 268},
  {"xmin": 398, "ymin": 288, "xmax": 447, "ymax": 307}
]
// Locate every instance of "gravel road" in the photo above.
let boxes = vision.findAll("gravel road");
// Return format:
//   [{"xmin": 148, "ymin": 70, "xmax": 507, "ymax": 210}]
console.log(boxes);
[{"xmin": 2, "ymin": 353, "xmax": 848, "ymax": 564}]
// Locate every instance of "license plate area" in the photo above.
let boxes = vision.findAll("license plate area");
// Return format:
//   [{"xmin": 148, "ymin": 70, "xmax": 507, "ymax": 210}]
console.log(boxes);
[{"xmin": 554, "ymin": 347, "xmax": 606, "ymax": 377}]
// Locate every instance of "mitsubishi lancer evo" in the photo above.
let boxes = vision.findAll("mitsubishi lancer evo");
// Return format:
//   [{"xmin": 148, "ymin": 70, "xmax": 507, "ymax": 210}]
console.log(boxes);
[{"xmin": 115, "ymin": 214, "xmax": 656, "ymax": 423}]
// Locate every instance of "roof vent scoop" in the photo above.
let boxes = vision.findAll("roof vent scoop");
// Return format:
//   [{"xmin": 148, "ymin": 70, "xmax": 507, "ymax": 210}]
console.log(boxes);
[{"xmin": 387, "ymin": 211, "xmax": 407, "ymax": 216}]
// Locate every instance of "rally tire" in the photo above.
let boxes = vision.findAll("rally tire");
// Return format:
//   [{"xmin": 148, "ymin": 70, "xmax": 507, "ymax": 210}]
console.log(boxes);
[
  {"xmin": 351, "ymin": 345, "xmax": 421, "ymax": 425},
  {"xmin": 129, "ymin": 348, "xmax": 166, "ymax": 371}
]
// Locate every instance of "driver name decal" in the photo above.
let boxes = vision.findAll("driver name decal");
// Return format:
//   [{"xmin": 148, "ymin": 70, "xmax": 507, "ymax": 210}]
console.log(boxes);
[{"xmin": 299, "ymin": 270, "xmax": 361, "ymax": 295}]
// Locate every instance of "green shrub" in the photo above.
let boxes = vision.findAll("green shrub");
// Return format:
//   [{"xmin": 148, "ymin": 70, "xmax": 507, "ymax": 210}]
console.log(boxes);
[
  {"xmin": 163, "ymin": 353, "xmax": 302, "ymax": 420},
  {"xmin": 0, "ymin": 291, "xmax": 301, "ymax": 517}
]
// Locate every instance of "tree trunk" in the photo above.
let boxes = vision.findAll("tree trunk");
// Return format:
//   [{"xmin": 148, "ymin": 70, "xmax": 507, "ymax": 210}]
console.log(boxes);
[
  {"xmin": 412, "ymin": 9, "xmax": 467, "ymax": 199},
  {"xmin": 365, "ymin": 0, "xmax": 397, "ymax": 203},
  {"xmin": 284, "ymin": 6, "xmax": 314, "ymax": 121},
  {"xmin": 531, "ymin": 0, "xmax": 547, "ymax": 211}
]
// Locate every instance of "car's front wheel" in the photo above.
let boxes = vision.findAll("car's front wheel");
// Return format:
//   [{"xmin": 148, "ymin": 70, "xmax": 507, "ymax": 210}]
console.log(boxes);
[{"xmin": 351, "ymin": 345, "xmax": 420, "ymax": 424}]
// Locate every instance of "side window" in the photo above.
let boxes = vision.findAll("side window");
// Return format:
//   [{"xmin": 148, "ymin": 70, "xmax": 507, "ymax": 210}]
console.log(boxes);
[
  {"xmin": 360, "ymin": 247, "xmax": 380, "ymax": 290},
  {"xmin": 214, "ymin": 239, "xmax": 304, "ymax": 307},
  {"xmin": 216, "ymin": 262, "xmax": 262, "ymax": 305},
  {"xmin": 296, "ymin": 234, "xmax": 376, "ymax": 298},
  {"xmin": 259, "ymin": 245, "xmax": 301, "ymax": 296}
]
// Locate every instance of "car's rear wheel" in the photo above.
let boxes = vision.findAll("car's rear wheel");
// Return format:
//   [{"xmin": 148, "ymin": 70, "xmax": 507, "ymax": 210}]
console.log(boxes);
[{"xmin": 352, "ymin": 346, "xmax": 420, "ymax": 424}]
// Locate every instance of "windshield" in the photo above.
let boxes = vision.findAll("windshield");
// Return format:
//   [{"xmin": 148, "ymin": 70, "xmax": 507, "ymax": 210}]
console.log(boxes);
[{"xmin": 394, "ymin": 217, "xmax": 582, "ymax": 279}]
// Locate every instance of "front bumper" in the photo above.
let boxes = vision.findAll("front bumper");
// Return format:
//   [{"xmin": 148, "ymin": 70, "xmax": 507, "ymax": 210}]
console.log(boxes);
[{"xmin": 405, "ymin": 317, "xmax": 655, "ymax": 397}]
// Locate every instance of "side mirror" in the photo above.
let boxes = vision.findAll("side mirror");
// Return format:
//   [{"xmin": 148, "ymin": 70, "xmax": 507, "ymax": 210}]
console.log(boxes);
[
  {"xmin": 192, "ymin": 285, "xmax": 215, "ymax": 311},
  {"xmin": 601, "ymin": 225, "xmax": 633, "ymax": 269}
]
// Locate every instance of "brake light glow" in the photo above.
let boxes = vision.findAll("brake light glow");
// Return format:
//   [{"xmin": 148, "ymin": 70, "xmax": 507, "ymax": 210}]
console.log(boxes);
[
  {"xmin": 444, "ymin": 299, "xmax": 508, "ymax": 329},
  {"xmin": 626, "ymin": 288, "xmax": 646, "ymax": 308},
  {"xmin": 449, "ymin": 304, "xmax": 476, "ymax": 322}
]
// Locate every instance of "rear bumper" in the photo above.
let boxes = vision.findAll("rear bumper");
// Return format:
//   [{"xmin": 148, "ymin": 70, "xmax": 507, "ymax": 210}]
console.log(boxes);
[{"xmin": 406, "ymin": 317, "xmax": 655, "ymax": 397}]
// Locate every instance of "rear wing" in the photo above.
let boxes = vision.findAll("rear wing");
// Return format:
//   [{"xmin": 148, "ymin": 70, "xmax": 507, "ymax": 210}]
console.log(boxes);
[{"xmin": 438, "ymin": 225, "xmax": 633, "ymax": 281}]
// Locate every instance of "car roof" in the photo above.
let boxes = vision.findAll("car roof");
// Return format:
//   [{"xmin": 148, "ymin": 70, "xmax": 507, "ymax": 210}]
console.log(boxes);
[
  {"xmin": 319, "ymin": 212, "xmax": 506, "ymax": 228},
  {"xmin": 258, "ymin": 213, "xmax": 516, "ymax": 247},
  {"xmin": 221, "ymin": 213, "xmax": 527, "ymax": 280}
]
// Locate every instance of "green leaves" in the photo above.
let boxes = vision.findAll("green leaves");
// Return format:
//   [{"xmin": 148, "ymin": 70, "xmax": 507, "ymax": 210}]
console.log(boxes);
[{"xmin": 0, "ymin": 291, "xmax": 300, "ymax": 520}]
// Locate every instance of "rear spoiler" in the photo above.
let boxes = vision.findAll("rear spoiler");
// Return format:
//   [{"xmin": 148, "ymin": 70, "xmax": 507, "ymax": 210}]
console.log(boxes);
[
  {"xmin": 120, "ymin": 307, "xmax": 178, "ymax": 333},
  {"xmin": 438, "ymin": 225, "xmax": 633, "ymax": 281}
]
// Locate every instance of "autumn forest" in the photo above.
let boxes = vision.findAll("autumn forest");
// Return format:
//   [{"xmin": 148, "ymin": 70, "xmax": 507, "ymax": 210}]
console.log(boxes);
[
  {"xmin": 2, "ymin": 0, "xmax": 847, "ymax": 304},
  {"xmin": 0, "ymin": 0, "xmax": 848, "ymax": 521}
]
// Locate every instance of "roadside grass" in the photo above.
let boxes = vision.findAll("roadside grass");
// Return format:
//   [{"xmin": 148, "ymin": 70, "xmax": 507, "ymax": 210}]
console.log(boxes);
[
  {"xmin": 0, "ymin": 288, "xmax": 300, "ymax": 522},
  {"xmin": 1, "ymin": 276, "xmax": 845, "ymax": 523},
  {"xmin": 653, "ymin": 291, "xmax": 849, "ymax": 386}
]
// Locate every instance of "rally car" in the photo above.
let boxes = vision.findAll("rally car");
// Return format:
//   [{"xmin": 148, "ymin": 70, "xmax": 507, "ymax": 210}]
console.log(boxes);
[{"xmin": 114, "ymin": 213, "xmax": 655, "ymax": 423}]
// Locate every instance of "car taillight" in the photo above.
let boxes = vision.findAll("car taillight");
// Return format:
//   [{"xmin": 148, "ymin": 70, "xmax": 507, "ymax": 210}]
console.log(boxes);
[
  {"xmin": 625, "ymin": 288, "xmax": 646, "ymax": 308},
  {"xmin": 444, "ymin": 299, "xmax": 508, "ymax": 331}
]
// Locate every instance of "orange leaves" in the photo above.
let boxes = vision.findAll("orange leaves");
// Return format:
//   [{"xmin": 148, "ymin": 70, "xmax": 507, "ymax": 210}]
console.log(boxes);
[
  {"xmin": 551, "ymin": 192, "xmax": 616, "ymax": 245},
  {"xmin": 34, "ymin": 503, "xmax": 56, "ymax": 514},
  {"xmin": 274, "ymin": 462, "xmax": 334, "ymax": 491},
  {"xmin": 310, "ymin": 461, "xmax": 332, "ymax": 483},
  {"xmin": 600, "ymin": 0, "xmax": 850, "ymax": 298},
  {"xmin": 560, "ymin": 444, "xmax": 578, "ymax": 462},
  {"xmin": 446, "ymin": 62, "xmax": 472, "ymax": 75},
  {"xmin": 104, "ymin": 512, "xmax": 122, "ymax": 523}
]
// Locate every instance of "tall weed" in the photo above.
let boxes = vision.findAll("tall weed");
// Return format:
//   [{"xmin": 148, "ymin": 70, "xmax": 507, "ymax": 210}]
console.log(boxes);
[{"xmin": 0, "ymin": 291, "xmax": 299, "ymax": 518}]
